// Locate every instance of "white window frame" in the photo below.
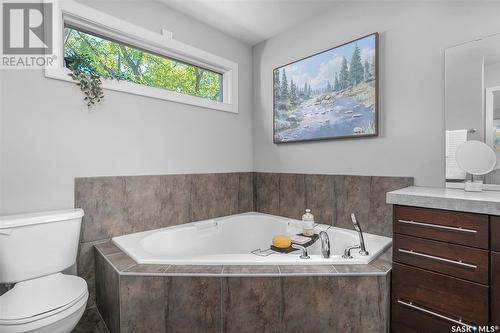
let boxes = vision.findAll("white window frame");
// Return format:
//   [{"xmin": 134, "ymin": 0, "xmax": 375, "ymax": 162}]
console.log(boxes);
[{"xmin": 45, "ymin": 0, "xmax": 238, "ymax": 113}]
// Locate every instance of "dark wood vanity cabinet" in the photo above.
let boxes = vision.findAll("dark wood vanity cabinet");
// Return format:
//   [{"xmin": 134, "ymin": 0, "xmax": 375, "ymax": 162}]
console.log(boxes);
[
  {"xmin": 493, "ymin": 252, "xmax": 500, "ymax": 326},
  {"xmin": 391, "ymin": 205, "xmax": 498, "ymax": 332},
  {"xmin": 492, "ymin": 216, "xmax": 500, "ymax": 326}
]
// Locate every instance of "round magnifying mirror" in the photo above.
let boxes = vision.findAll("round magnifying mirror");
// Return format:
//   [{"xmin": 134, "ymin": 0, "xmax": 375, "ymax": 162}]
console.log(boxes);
[{"xmin": 455, "ymin": 140, "xmax": 496, "ymax": 175}]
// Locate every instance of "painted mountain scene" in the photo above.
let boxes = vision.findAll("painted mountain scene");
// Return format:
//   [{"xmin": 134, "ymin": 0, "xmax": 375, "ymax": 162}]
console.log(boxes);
[{"xmin": 273, "ymin": 33, "xmax": 378, "ymax": 143}]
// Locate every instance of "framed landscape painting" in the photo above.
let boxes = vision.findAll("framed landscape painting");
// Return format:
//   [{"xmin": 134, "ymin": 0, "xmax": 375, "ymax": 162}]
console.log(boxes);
[{"xmin": 273, "ymin": 33, "xmax": 378, "ymax": 143}]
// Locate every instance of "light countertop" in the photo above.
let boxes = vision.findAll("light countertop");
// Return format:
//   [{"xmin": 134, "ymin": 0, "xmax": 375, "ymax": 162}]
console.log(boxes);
[{"xmin": 386, "ymin": 186, "xmax": 500, "ymax": 216}]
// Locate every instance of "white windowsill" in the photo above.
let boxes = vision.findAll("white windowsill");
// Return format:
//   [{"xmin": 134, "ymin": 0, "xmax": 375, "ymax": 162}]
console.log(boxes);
[{"xmin": 45, "ymin": 67, "xmax": 236, "ymax": 113}]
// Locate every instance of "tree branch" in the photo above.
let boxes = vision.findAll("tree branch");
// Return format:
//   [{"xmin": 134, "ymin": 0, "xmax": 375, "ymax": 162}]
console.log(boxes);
[
  {"xmin": 75, "ymin": 31, "xmax": 114, "ymax": 76},
  {"xmin": 119, "ymin": 45, "xmax": 142, "ymax": 78}
]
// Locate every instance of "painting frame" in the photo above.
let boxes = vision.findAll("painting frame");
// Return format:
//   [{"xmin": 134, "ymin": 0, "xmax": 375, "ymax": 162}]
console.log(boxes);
[{"xmin": 273, "ymin": 32, "xmax": 379, "ymax": 144}]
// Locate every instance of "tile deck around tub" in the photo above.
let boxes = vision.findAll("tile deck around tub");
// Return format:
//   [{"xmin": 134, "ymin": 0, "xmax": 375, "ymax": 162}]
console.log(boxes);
[
  {"xmin": 94, "ymin": 246, "xmax": 391, "ymax": 333},
  {"xmin": 94, "ymin": 241, "xmax": 392, "ymax": 277},
  {"xmin": 94, "ymin": 241, "xmax": 122, "ymax": 256},
  {"xmin": 106, "ymin": 252, "xmax": 137, "ymax": 271},
  {"xmin": 124, "ymin": 264, "xmax": 170, "ymax": 274},
  {"xmin": 222, "ymin": 264, "xmax": 280, "ymax": 276},
  {"xmin": 165, "ymin": 265, "xmax": 224, "ymax": 275}
]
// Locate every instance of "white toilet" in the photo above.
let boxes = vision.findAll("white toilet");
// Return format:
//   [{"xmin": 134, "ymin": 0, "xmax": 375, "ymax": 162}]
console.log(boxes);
[{"xmin": 0, "ymin": 209, "xmax": 88, "ymax": 333}]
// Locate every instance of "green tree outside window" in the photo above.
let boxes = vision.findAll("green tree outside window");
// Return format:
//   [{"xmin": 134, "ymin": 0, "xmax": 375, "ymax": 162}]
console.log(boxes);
[{"xmin": 64, "ymin": 27, "xmax": 223, "ymax": 102}]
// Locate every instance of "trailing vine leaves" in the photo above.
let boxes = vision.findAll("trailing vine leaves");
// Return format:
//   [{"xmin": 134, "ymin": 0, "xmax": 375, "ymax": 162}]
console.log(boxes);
[
  {"xmin": 68, "ymin": 70, "xmax": 104, "ymax": 108},
  {"xmin": 65, "ymin": 51, "xmax": 106, "ymax": 108}
]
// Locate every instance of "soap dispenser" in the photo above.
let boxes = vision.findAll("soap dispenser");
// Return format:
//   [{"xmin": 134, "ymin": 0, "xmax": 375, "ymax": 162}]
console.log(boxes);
[{"xmin": 302, "ymin": 209, "xmax": 315, "ymax": 236}]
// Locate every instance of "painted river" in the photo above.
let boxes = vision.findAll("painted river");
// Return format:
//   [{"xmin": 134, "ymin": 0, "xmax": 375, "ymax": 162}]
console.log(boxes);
[{"xmin": 277, "ymin": 96, "xmax": 375, "ymax": 142}]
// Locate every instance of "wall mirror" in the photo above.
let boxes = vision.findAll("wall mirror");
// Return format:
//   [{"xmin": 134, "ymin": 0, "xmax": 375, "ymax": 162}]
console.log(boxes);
[{"xmin": 445, "ymin": 33, "xmax": 500, "ymax": 190}]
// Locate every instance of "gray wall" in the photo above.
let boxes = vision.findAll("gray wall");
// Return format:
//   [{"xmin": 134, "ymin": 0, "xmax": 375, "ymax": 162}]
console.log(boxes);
[
  {"xmin": 252, "ymin": 1, "xmax": 500, "ymax": 186},
  {"xmin": 4, "ymin": 1, "xmax": 500, "ymax": 214},
  {"xmin": 0, "ymin": 1, "xmax": 253, "ymax": 214}
]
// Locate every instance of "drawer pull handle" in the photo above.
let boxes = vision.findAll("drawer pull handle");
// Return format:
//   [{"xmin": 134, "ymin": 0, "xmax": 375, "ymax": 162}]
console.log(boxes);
[
  {"xmin": 397, "ymin": 248, "xmax": 477, "ymax": 269},
  {"xmin": 397, "ymin": 300, "xmax": 474, "ymax": 329},
  {"xmin": 398, "ymin": 219, "xmax": 477, "ymax": 234}
]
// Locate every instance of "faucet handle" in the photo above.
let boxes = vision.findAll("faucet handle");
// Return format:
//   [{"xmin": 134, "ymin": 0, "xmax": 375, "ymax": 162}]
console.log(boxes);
[
  {"xmin": 342, "ymin": 244, "xmax": 361, "ymax": 259},
  {"xmin": 351, "ymin": 213, "xmax": 369, "ymax": 256},
  {"xmin": 292, "ymin": 244, "xmax": 310, "ymax": 259},
  {"xmin": 350, "ymin": 213, "xmax": 361, "ymax": 231}
]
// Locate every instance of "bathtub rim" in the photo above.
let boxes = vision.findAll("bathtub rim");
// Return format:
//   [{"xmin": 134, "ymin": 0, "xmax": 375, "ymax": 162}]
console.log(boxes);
[
  {"xmin": 111, "ymin": 212, "xmax": 392, "ymax": 267},
  {"xmin": 95, "ymin": 240, "xmax": 393, "ymax": 278}
]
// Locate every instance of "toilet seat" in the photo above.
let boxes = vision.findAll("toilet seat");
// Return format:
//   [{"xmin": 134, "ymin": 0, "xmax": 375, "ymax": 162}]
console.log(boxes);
[
  {"xmin": 0, "ymin": 292, "xmax": 88, "ymax": 333},
  {"xmin": 0, "ymin": 273, "xmax": 88, "ymax": 326}
]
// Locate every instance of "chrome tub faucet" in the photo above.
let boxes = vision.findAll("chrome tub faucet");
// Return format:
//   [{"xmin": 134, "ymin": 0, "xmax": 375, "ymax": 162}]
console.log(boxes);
[
  {"xmin": 319, "ymin": 231, "xmax": 330, "ymax": 258},
  {"xmin": 350, "ymin": 213, "xmax": 369, "ymax": 256},
  {"xmin": 291, "ymin": 244, "xmax": 310, "ymax": 259}
]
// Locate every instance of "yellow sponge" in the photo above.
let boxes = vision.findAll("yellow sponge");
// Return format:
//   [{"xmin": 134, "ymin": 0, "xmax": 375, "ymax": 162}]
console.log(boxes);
[{"xmin": 272, "ymin": 235, "xmax": 291, "ymax": 249}]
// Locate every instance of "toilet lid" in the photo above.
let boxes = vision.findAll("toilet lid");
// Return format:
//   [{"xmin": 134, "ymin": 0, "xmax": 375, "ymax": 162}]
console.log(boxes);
[{"xmin": 0, "ymin": 273, "xmax": 87, "ymax": 323}]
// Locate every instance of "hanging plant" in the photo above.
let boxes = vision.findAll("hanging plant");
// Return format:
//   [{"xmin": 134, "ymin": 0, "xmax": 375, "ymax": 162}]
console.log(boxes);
[
  {"xmin": 65, "ymin": 51, "xmax": 105, "ymax": 108},
  {"xmin": 68, "ymin": 70, "xmax": 104, "ymax": 108}
]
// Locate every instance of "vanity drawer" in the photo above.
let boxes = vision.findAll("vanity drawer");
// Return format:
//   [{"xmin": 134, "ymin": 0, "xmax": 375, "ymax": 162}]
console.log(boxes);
[
  {"xmin": 393, "ymin": 234, "xmax": 489, "ymax": 284},
  {"xmin": 393, "ymin": 206, "xmax": 489, "ymax": 249},
  {"xmin": 392, "ymin": 301, "xmax": 464, "ymax": 333},
  {"xmin": 392, "ymin": 263, "xmax": 489, "ymax": 331}
]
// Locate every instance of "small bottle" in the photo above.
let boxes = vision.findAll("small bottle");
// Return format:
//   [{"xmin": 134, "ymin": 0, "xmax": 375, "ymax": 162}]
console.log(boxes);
[{"xmin": 302, "ymin": 209, "xmax": 315, "ymax": 236}]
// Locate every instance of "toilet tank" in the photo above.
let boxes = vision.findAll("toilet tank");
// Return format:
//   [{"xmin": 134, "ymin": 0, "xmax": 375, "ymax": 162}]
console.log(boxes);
[{"xmin": 0, "ymin": 209, "xmax": 84, "ymax": 283}]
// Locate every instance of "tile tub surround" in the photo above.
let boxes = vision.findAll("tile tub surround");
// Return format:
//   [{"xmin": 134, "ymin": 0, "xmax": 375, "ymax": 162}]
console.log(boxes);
[
  {"xmin": 76, "ymin": 172, "xmax": 410, "ymax": 307},
  {"xmin": 75, "ymin": 173, "xmax": 254, "ymax": 244},
  {"xmin": 76, "ymin": 172, "xmax": 254, "ymax": 307},
  {"xmin": 73, "ymin": 307, "xmax": 109, "ymax": 333},
  {"xmin": 254, "ymin": 173, "xmax": 413, "ymax": 236},
  {"xmin": 94, "ymin": 243, "xmax": 392, "ymax": 333}
]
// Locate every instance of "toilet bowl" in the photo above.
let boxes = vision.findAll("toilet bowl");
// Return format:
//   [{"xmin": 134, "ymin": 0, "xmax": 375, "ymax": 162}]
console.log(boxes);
[
  {"xmin": 0, "ymin": 209, "xmax": 88, "ymax": 333},
  {"xmin": 0, "ymin": 273, "xmax": 89, "ymax": 333}
]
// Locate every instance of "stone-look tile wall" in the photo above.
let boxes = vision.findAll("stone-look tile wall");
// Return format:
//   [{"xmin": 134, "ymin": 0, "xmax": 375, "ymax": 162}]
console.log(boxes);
[
  {"xmin": 95, "ymin": 249, "xmax": 120, "ymax": 332},
  {"xmin": 77, "ymin": 172, "xmax": 411, "ymax": 307},
  {"xmin": 95, "ymin": 247, "xmax": 391, "ymax": 333},
  {"xmin": 76, "ymin": 173, "xmax": 254, "ymax": 244},
  {"xmin": 76, "ymin": 172, "xmax": 253, "ymax": 307},
  {"xmin": 73, "ymin": 307, "xmax": 108, "ymax": 333},
  {"xmin": 254, "ymin": 173, "xmax": 413, "ymax": 236}
]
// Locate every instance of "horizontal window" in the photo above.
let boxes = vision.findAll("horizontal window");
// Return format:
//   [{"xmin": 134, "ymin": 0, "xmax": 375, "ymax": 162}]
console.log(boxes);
[
  {"xmin": 63, "ymin": 26, "xmax": 223, "ymax": 102},
  {"xmin": 45, "ymin": 1, "xmax": 238, "ymax": 112}
]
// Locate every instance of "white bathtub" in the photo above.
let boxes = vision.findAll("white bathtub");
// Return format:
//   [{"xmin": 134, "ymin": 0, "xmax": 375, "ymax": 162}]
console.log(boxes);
[{"xmin": 112, "ymin": 212, "xmax": 392, "ymax": 265}]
